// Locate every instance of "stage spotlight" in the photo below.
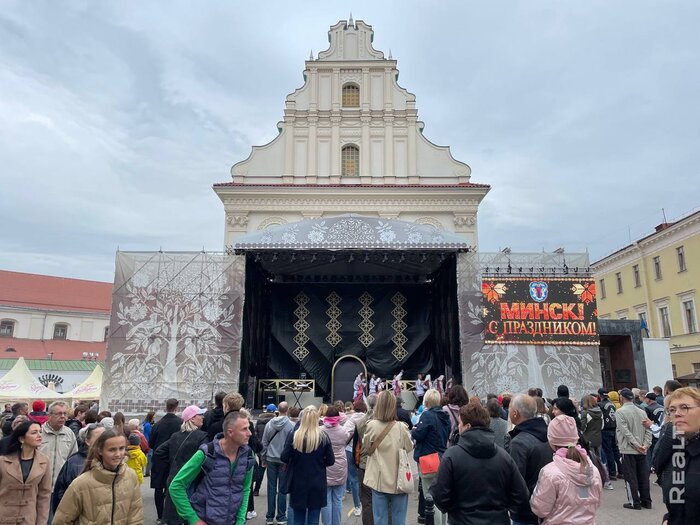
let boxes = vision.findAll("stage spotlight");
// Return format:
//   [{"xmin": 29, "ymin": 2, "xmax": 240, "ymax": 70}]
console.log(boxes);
[
  {"xmin": 574, "ymin": 267, "xmax": 579, "ymax": 273},
  {"xmin": 271, "ymin": 253, "xmax": 278, "ymax": 262},
  {"xmin": 495, "ymin": 267, "xmax": 500, "ymax": 273},
  {"xmin": 382, "ymin": 254, "xmax": 388, "ymax": 263},
  {"xmin": 563, "ymin": 264, "xmax": 569, "ymax": 274},
  {"xmin": 330, "ymin": 254, "xmax": 336, "ymax": 263},
  {"xmin": 485, "ymin": 266, "xmax": 489, "ymax": 273},
  {"xmin": 310, "ymin": 254, "xmax": 317, "ymax": 263},
  {"xmin": 363, "ymin": 253, "xmax": 370, "ymax": 263},
  {"xmin": 507, "ymin": 264, "xmax": 512, "ymax": 274},
  {"xmin": 518, "ymin": 267, "xmax": 523, "ymax": 273},
  {"xmin": 290, "ymin": 253, "xmax": 296, "ymax": 262},
  {"xmin": 347, "ymin": 254, "xmax": 355, "ymax": 263}
]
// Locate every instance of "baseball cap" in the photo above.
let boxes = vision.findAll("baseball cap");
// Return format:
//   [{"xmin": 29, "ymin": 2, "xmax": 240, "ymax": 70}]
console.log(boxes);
[
  {"xmin": 182, "ymin": 405, "xmax": 206, "ymax": 423},
  {"xmin": 619, "ymin": 388, "xmax": 634, "ymax": 400},
  {"xmin": 265, "ymin": 404, "xmax": 278, "ymax": 412},
  {"xmin": 598, "ymin": 388, "xmax": 609, "ymax": 397},
  {"xmin": 645, "ymin": 392, "xmax": 657, "ymax": 401}
]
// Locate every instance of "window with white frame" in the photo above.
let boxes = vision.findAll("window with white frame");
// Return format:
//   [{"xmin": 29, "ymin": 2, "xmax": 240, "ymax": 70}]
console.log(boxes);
[
  {"xmin": 672, "ymin": 364, "xmax": 677, "ymax": 378},
  {"xmin": 653, "ymin": 256, "xmax": 662, "ymax": 280},
  {"xmin": 104, "ymin": 326, "xmax": 109, "ymax": 341},
  {"xmin": 658, "ymin": 306, "xmax": 671, "ymax": 338},
  {"xmin": 617, "ymin": 309, "xmax": 629, "ymax": 320},
  {"xmin": 599, "ymin": 279, "xmax": 606, "ymax": 299},
  {"xmin": 633, "ymin": 264, "xmax": 641, "ymax": 287},
  {"xmin": 616, "ymin": 272, "xmax": 623, "ymax": 294},
  {"xmin": 53, "ymin": 323, "xmax": 68, "ymax": 340},
  {"xmin": 0, "ymin": 320, "xmax": 14, "ymax": 337},
  {"xmin": 677, "ymin": 246, "xmax": 687, "ymax": 272},
  {"xmin": 682, "ymin": 299, "xmax": 697, "ymax": 333},
  {"xmin": 694, "ymin": 363, "xmax": 700, "ymax": 374}
]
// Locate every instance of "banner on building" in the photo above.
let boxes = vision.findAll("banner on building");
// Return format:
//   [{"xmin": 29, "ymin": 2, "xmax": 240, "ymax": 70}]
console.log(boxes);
[
  {"xmin": 101, "ymin": 252, "xmax": 245, "ymax": 413},
  {"xmin": 482, "ymin": 277, "xmax": 598, "ymax": 345}
]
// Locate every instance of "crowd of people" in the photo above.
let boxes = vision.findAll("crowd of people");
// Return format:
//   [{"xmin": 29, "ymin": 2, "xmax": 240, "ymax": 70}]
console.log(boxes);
[{"xmin": 0, "ymin": 376, "xmax": 698, "ymax": 525}]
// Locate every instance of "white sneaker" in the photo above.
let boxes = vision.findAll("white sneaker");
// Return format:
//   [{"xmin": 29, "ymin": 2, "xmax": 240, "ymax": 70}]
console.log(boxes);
[
  {"xmin": 246, "ymin": 511, "xmax": 257, "ymax": 520},
  {"xmin": 354, "ymin": 507, "xmax": 362, "ymax": 516},
  {"xmin": 604, "ymin": 481, "xmax": 614, "ymax": 490}
]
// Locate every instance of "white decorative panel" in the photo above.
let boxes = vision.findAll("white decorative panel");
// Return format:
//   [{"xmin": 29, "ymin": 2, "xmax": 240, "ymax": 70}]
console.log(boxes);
[
  {"xmin": 371, "ymin": 139, "xmax": 384, "ymax": 176},
  {"xmin": 318, "ymin": 139, "xmax": 331, "ymax": 176},
  {"xmin": 345, "ymin": 33, "xmax": 358, "ymax": 59},
  {"xmin": 394, "ymin": 139, "xmax": 408, "ymax": 177},
  {"xmin": 371, "ymin": 74, "xmax": 383, "ymax": 110},
  {"xmin": 319, "ymin": 74, "xmax": 332, "ymax": 110},
  {"xmin": 294, "ymin": 139, "xmax": 307, "ymax": 176}
]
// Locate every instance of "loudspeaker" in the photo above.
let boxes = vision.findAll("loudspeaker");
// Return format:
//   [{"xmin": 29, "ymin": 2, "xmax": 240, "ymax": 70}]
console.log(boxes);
[{"xmin": 262, "ymin": 391, "xmax": 279, "ymax": 406}]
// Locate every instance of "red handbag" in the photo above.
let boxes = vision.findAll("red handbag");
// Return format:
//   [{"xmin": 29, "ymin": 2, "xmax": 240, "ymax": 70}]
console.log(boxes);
[{"xmin": 418, "ymin": 452, "xmax": 440, "ymax": 475}]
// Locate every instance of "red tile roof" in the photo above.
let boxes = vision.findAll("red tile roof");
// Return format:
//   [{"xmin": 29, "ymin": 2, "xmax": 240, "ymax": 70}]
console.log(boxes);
[
  {"xmin": 0, "ymin": 270, "xmax": 112, "ymax": 313},
  {"xmin": 0, "ymin": 338, "xmax": 106, "ymax": 361},
  {"xmin": 213, "ymin": 182, "xmax": 491, "ymax": 189}
]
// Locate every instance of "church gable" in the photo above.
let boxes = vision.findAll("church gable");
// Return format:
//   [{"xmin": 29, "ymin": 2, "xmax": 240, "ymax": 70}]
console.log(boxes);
[{"xmin": 230, "ymin": 18, "xmax": 474, "ymax": 186}]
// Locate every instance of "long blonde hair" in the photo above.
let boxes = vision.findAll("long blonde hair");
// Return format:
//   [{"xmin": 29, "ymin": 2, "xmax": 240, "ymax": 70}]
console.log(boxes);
[{"xmin": 293, "ymin": 406, "xmax": 325, "ymax": 453}]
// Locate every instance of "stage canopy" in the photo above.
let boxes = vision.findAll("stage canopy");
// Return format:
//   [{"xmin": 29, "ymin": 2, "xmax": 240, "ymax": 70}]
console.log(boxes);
[
  {"xmin": 233, "ymin": 214, "xmax": 473, "ymax": 252},
  {"xmin": 235, "ymin": 216, "xmax": 471, "ymax": 398},
  {"xmin": 0, "ymin": 357, "xmax": 65, "ymax": 402}
]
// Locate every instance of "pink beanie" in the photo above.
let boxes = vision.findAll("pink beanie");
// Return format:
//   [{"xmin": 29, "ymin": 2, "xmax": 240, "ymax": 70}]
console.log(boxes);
[{"xmin": 547, "ymin": 415, "xmax": 579, "ymax": 448}]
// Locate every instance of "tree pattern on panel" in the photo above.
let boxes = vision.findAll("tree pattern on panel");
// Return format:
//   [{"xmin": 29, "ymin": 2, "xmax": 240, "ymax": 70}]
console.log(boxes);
[{"xmin": 107, "ymin": 253, "xmax": 243, "ymax": 400}]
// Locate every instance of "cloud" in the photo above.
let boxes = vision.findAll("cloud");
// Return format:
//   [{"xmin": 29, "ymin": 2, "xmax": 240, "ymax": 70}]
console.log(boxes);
[{"xmin": 0, "ymin": 1, "xmax": 698, "ymax": 280}]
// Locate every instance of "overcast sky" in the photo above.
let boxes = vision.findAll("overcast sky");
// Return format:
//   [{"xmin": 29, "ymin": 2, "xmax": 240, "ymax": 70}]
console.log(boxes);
[{"xmin": 1, "ymin": 1, "xmax": 698, "ymax": 282}]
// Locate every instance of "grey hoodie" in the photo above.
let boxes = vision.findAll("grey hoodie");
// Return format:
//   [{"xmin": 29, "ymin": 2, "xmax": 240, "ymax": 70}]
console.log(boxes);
[{"xmin": 261, "ymin": 415, "xmax": 294, "ymax": 463}]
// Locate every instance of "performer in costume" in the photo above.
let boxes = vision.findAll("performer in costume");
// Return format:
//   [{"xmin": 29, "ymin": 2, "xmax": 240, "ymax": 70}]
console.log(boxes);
[
  {"xmin": 445, "ymin": 378, "xmax": 454, "ymax": 393},
  {"xmin": 368, "ymin": 374, "xmax": 378, "ymax": 395},
  {"xmin": 353, "ymin": 373, "xmax": 366, "ymax": 402},
  {"xmin": 375, "ymin": 377, "xmax": 385, "ymax": 392},
  {"xmin": 392, "ymin": 370, "xmax": 403, "ymax": 397},
  {"xmin": 433, "ymin": 375, "xmax": 445, "ymax": 395},
  {"xmin": 424, "ymin": 374, "xmax": 432, "ymax": 393},
  {"xmin": 415, "ymin": 373, "xmax": 426, "ymax": 409}
]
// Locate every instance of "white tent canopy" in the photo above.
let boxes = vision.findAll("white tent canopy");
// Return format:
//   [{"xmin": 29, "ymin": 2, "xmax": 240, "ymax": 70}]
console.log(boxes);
[
  {"xmin": 0, "ymin": 357, "xmax": 65, "ymax": 402},
  {"xmin": 62, "ymin": 365, "xmax": 103, "ymax": 401}
]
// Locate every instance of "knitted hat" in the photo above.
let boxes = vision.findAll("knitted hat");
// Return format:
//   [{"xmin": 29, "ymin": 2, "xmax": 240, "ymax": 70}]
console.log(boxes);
[
  {"xmin": 32, "ymin": 400, "xmax": 45, "ymax": 412},
  {"xmin": 548, "ymin": 415, "xmax": 579, "ymax": 448},
  {"xmin": 128, "ymin": 433, "xmax": 141, "ymax": 446}
]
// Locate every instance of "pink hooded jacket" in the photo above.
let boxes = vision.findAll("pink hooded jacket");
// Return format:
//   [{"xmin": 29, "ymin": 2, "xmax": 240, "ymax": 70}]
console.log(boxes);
[{"xmin": 530, "ymin": 452, "xmax": 602, "ymax": 525}]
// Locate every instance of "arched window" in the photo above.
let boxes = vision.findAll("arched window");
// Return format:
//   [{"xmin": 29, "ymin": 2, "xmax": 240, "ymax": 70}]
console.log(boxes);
[
  {"xmin": 53, "ymin": 323, "xmax": 69, "ymax": 340},
  {"xmin": 342, "ymin": 84, "xmax": 360, "ymax": 107},
  {"xmin": 342, "ymin": 145, "xmax": 360, "ymax": 177},
  {"xmin": 0, "ymin": 320, "xmax": 14, "ymax": 337}
]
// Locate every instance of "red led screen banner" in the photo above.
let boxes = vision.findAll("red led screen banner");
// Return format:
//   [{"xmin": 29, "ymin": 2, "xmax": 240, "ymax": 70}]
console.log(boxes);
[{"xmin": 482, "ymin": 278, "xmax": 599, "ymax": 345}]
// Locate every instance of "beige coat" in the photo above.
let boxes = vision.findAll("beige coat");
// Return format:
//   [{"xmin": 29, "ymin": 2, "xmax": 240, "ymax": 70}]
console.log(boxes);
[
  {"xmin": 38, "ymin": 423, "xmax": 77, "ymax": 489},
  {"xmin": 53, "ymin": 461, "xmax": 144, "ymax": 525},
  {"xmin": 0, "ymin": 450, "xmax": 52, "ymax": 525},
  {"xmin": 362, "ymin": 420, "xmax": 413, "ymax": 494}
]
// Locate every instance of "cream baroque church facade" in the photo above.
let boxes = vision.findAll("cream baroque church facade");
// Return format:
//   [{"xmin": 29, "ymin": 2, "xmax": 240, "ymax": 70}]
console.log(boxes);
[{"xmin": 214, "ymin": 18, "xmax": 489, "ymax": 244}]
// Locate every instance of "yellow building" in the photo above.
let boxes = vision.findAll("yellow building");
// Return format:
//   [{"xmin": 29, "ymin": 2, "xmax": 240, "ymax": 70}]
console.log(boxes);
[{"xmin": 592, "ymin": 210, "xmax": 700, "ymax": 380}]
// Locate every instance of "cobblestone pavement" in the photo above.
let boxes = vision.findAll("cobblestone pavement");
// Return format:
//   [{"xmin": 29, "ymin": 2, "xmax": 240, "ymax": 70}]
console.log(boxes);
[{"xmin": 141, "ymin": 470, "xmax": 666, "ymax": 525}]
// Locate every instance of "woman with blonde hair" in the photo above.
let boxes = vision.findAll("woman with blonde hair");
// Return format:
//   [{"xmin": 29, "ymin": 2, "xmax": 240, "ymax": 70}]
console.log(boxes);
[
  {"xmin": 653, "ymin": 386, "xmax": 700, "ymax": 525},
  {"xmin": 363, "ymin": 390, "xmax": 414, "ymax": 525},
  {"xmin": 282, "ymin": 406, "xmax": 335, "ymax": 525}
]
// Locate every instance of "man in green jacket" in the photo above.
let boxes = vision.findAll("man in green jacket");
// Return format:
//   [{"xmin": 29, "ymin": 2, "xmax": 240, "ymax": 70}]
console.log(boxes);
[
  {"xmin": 169, "ymin": 411, "xmax": 254, "ymax": 525},
  {"xmin": 616, "ymin": 388, "xmax": 653, "ymax": 511}
]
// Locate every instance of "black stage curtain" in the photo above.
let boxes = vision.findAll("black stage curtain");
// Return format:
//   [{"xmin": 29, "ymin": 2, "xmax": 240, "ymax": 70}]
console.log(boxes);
[
  {"xmin": 430, "ymin": 254, "xmax": 462, "ymax": 383},
  {"xmin": 270, "ymin": 284, "xmax": 431, "ymax": 396},
  {"xmin": 240, "ymin": 254, "xmax": 462, "ymax": 398}
]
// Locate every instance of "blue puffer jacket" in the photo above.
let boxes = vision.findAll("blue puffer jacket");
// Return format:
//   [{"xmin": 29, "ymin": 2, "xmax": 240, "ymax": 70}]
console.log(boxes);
[
  {"xmin": 52, "ymin": 444, "xmax": 88, "ymax": 512},
  {"xmin": 411, "ymin": 406, "xmax": 451, "ymax": 462}
]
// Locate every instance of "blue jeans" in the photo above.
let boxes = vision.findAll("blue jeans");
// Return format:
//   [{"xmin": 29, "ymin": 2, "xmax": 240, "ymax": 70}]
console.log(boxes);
[
  {"xmin": 292, "ymin": 507, "xmax": 320, "ymax": 525},
  {"xmin": 266, "ymin": 461, "xmax": 288, "ymax": 522},
  {"xmin": 371, "ymin": 490, "xmax": 408, "ymax": 525},
  {"xmin": 321, "ymin": 484, "xmax": 344, "ymax": 525},
  {"xmin": 345, "ymin": 450, "xmax": 361, "ymax": 507}
]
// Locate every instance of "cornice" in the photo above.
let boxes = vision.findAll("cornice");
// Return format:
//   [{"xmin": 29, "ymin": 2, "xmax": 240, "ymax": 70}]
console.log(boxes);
[
  {"xmin": 592, "ymin": 212, "xmax": 700, "ymax": 273},
  {"xmin": 220, "ymin": 196, "xmax": 482, "ymax": 209}
]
